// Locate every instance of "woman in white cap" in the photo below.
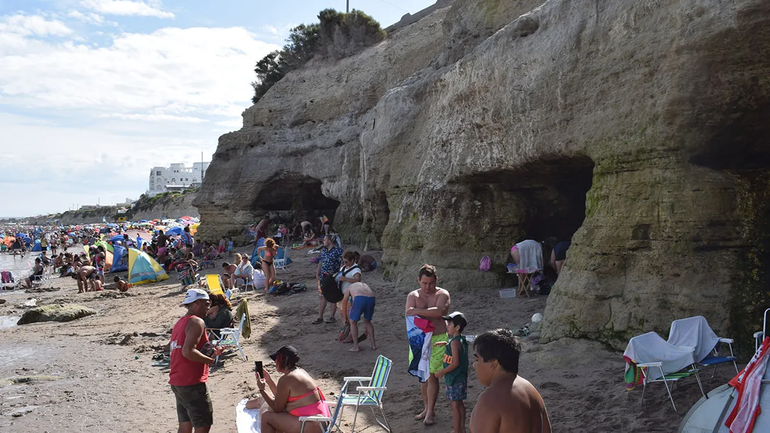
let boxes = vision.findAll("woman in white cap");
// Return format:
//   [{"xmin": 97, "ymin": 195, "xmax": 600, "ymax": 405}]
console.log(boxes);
[{"xmin": 247, "ymin": 345, "xmax": 330, "ymax": 433}]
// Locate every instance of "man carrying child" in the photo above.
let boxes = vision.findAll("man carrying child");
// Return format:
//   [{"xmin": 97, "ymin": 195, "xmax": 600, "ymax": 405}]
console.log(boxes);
[{"xmin": 435, "ymin": 311, "xmax": 469, "ymax": 433}]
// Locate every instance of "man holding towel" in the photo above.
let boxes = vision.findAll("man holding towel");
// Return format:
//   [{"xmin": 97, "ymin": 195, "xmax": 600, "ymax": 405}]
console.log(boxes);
[{"xmin": 406, "ymin": 264, "xmax": 451, "ymax": 426}]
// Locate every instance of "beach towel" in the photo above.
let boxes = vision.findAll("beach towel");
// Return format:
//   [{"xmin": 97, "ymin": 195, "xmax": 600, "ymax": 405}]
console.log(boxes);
[
  {"xmin": 234, "ymin": 299, "xmax": 252, "ymax": 339},
  {"xmin": 622, "ymin": 331, "xmax": 696, "ymax": 381},
  {"xmin": 235, "ymin": 398, "xmax": 261, "ymax": 433},
  {"xmin": 514, "ymin": 240, "xmax": 543, "ymax": 274},
  {"xmin": 726, "ymin": 337, "xmax": 770, "ymax": 433},
  {"xmin": 667, "ymin": 316, "xmax": 721, "ymax": 363},
  {"xmin": 407, "ymin": 316, "xmax": 434, "ymax": 383}
]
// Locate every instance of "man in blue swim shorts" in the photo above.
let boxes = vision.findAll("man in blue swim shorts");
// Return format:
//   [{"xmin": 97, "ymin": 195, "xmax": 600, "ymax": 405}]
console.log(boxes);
[{"xmin": 343, "ymin": 282, "xmax": 377, "ymax": 352}]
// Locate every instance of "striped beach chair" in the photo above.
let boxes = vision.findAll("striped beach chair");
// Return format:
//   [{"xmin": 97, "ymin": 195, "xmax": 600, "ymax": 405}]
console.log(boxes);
[{"xmin": 328, "ymin": 354, "xmax": 393, "ymax": 432}]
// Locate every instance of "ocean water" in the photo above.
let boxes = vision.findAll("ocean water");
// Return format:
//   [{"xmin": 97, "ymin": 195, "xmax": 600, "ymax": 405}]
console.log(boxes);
[{"xmin": 0, "ymin": 245, "xmax": 84, "ymax": 281}]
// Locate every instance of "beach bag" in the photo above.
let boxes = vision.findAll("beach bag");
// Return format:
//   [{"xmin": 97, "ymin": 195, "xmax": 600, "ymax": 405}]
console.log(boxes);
[
  {"xmin": 478, "ymin": 256, "xmax": 491, "ymax": 272},
  {"xmin": 338, "ymin": 323, "xmax": 351, "ymax": 342},
  {"xmin": 320, "ymin": 274, "xmax": 343, "ymax": 303}
]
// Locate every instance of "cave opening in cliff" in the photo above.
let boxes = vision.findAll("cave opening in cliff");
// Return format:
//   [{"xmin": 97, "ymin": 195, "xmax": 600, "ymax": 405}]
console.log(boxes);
[
  {"xmin": 459, "ymin": 154, "xmax": 595, "ymax": 247},
  {"xmin": 253, "ymin": 176, "xmax": 340, "ymax": 224}
]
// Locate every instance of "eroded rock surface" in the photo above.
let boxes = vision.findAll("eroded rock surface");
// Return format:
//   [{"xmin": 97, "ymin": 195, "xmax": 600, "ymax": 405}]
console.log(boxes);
[
  {"xmin": 195, "ymin": 0, "xmax": 770, "ymax": 348},
  {"xmin": 17, "ymin": 304, "xmax": 96, "ymax": 325}
]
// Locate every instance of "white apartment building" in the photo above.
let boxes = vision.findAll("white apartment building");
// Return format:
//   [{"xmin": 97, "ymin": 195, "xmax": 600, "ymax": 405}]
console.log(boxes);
[{"xmin": 147, "ymin": 162, "xmax": 210, "ymax": 197}]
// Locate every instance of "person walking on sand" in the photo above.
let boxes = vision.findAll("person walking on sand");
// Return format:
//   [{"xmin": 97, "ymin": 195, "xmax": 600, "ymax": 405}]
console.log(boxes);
[
  {"xmin": 341, "ymin": 282, "xmax": 376, "ymax": 352},
  {"xmin": 406, "ymin": 264, "xmax": 451, "ymax": 425},
  {"xmin": 169, "ymin": 289, "xmax": 220, "ymax": 433},
  {"xmin": 470, "ymin": 329, "xmax": 551, "ymax": 433},
  {"xmin": 435, "ymin": 312, "xmax": 469, "ymax": 433}
]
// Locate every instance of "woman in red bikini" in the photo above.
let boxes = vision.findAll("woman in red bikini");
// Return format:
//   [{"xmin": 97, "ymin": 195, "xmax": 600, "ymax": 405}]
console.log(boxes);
[
  {"xmin": 247, "ymin": 345, "xmax": 330, "ymax": 433},
  {"xmin": 256, "ymin": 238, "xmax": 278, "ymax": 293}
]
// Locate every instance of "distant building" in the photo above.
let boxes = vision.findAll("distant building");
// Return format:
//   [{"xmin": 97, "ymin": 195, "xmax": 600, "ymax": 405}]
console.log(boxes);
[{"xmin": 147, "ymin": 162, "xmax": 209, "ymax": 197}]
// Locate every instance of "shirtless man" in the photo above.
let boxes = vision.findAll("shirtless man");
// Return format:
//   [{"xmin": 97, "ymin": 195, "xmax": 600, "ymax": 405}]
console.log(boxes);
[
  {"xmin": 341, "ymin": 282, "xmax": 376, "ymax": 352},
  {"xmin": 406, "ymin": 264, "xmax": 450, "ymax": 425},
  {"xmin": 255, "ymin": 216, "xmax": 270, "ymax": 241},
  {"xmin": 470, "ymin": 329, "xmax": 551, "ymax": 433}
]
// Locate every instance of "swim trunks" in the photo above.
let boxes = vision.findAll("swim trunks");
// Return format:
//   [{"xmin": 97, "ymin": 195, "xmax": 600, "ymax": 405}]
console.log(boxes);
[
  {"xmin": 445, "ymin": 380, "xmax": 467, "ymax": 401},
  {"xmin": 430, "ymin": 333, "xmax": 448, "ymax": 374},
  {"xmin": 349, "ymin": 296, "xmax": 375, "ymax": 321}
]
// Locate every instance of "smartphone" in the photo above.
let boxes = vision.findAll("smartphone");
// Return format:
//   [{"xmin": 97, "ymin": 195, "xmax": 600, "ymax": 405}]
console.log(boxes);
[{"xmin": 254, "ymin": 361, "xmax": 263, "ymax": 378}]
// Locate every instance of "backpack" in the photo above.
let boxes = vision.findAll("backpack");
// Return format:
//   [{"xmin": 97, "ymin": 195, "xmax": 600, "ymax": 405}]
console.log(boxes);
[
  {"xmin": 478, "ymin": 256, "xmax": 491, "ymax": 272},
  {"xmin": 336, "ymin": 264, "xmax": 361, "ymax": 291}
]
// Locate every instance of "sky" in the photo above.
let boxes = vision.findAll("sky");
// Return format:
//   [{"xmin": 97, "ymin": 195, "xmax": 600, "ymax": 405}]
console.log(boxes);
[{"xmin": 0, "ymin": 0, "xmax": 437, "ymax": 217}]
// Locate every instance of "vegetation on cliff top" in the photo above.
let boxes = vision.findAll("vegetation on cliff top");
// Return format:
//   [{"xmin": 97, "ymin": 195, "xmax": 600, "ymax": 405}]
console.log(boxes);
[{"xmin": 251, "ymin": 9, "xmax": 385, "ymax": 103}]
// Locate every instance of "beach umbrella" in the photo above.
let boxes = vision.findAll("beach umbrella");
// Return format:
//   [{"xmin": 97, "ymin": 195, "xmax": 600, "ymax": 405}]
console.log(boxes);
[
  {"xmin": 109, "ymin": 235, "xmax": 124, "ymax": 242},
  {"xmin": 165, "ymin": 226, "xmax": 183, "ymax": 236}
]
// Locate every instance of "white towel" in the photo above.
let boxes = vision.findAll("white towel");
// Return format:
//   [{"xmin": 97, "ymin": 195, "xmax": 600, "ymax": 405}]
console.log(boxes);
[
  {"xmin": 515, "ymin": 240, "xmax": 543, "ymax": 274},
  {"xmin": 235, "ymin": 398, "xmax": 261, "ymax": 433},
  {"xmin": 623, "ymin": 331, "xmax": 696, "ymax": 380},
  {"xmin": 667, "ymin": 316, "xmax": 720, "ymax": 363}
]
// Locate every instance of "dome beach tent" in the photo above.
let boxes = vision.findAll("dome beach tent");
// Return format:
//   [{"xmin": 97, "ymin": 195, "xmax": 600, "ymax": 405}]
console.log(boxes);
[{"xmin": 128, "ymin": 248, "xmax": 169, "ymax": 285}]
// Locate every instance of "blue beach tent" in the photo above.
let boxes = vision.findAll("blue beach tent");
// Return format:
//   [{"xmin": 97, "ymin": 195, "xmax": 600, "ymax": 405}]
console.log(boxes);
[{"xmin": 111, "ymin": 245, "xmax": 128, "ymax": 272}]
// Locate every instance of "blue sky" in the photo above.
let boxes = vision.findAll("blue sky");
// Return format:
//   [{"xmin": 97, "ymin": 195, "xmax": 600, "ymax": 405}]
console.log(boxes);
[{"xmin": 0, "ymin": 0, "xmax": 436, "ymax": 217}]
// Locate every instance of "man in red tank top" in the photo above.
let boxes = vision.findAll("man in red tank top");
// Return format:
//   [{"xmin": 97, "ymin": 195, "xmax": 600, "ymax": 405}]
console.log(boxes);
[{"xmin": 169, "ymin": 289, "xmax": 218, "ymax": 433}]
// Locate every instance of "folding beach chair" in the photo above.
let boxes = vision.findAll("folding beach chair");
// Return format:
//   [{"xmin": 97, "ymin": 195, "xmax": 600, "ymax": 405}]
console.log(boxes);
[
  {"xmin": 210, "ymin": 313, "xmax": 247, "ymax": 362},
  {"xmin": 273, "ymin": 247, "xmax": 289, "ymax": 271},
  {"xmin": 667, "ymin": 316, "xmax": 738, "ymax": 379},
  {"xmin": 326, "ymin": 354, "xmax": 393, "ymax": 432},
  {"xmin": 299, "ymin": 388, "xmax": 345, "ymax": 433},
  {"xmin": 623, "ymin": 332, "xmax": 705, "ymax": 412},
  {"xmin": 1, "ymin": 271, "xmax": 17, "ymax": 290},
  {"xmin": 205, "ymin": 274, "xmax": 226, "ymax": 296}
]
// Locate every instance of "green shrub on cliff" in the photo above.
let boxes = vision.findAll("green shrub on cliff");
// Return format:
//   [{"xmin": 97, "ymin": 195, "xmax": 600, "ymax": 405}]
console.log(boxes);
[{"xmin": 251, "ymin": 9, "xmax": 385, "ymax": 104}]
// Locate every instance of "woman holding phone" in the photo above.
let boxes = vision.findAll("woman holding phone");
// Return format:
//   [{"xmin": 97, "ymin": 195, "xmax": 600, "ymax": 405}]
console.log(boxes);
[{"xmin": 246, "ymin": 345, "xmax": 330, "ymax": 433}]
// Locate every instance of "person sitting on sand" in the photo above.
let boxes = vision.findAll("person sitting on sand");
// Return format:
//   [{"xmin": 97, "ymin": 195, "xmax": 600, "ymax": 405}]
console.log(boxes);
[
  {"xmin": 470, "ymin": 329, "xmax": 551, "ymax": 433},
  {"xmin": 114, "ymin": 276, "xmax": 131, "ymax": 292},
  {"xmin": 24, "ymin": 258, "xmax": 44, "ymax": 288},
  {"xmin": 246, "ymin": 345, "xmax": 330, "ymax": 433},
  {"xmin": 221, "ymin": 261, "xmax": 238, "ymax": 290},
  {"xmin": 341, "ymin": 282, "xmax": 377, "ymax": 352},
  {"xmin": 203, "ymin": 294, "xmax": 233, "ymax": 338}
]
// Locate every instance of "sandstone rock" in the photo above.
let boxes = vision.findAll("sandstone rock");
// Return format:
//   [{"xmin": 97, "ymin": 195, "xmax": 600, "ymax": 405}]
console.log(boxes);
[
  {"xmin": 195, "ymin": 0, "xmax": 770, "ymax": 349},
  {"xmin": 17, "ymin": 304, "xmax": 96, "ymax": 325}
]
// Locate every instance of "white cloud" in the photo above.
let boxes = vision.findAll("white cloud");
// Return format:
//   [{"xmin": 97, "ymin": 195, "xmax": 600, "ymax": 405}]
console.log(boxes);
[
  {"xmin": 105, "ymin": 113, "xmax": 209, "ymax": 123},
  {"xmin": 0, "ymin": 26, "xmax": 279, "ymax": 117},
  {"xmin": 0, "ymin": 14, "xmax": 73, "ymax": 37},
  {"xmin": 81, "ymin": 0, "xmax": 175, "ymax": 19},
  {"xmin": 67, "ymin": 10, "xmax": 108, "ymax": 26}
]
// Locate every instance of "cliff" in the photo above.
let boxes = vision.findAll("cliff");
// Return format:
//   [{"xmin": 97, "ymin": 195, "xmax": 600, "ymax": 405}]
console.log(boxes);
[{"xmin": 195, "ymin": 0, "xmax": 770, "ymax": 349}]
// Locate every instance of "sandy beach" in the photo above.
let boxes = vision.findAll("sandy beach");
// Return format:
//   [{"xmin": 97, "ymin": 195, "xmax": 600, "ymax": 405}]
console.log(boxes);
[{"xmin": 0, "ymin": 246, "xmax": 737, "ymax": 432}]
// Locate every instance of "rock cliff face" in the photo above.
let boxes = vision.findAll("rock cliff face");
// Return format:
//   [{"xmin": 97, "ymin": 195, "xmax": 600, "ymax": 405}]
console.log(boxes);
[{"xmin": 195, "ymin": 0, "xmax": 770, "ymax": 348}]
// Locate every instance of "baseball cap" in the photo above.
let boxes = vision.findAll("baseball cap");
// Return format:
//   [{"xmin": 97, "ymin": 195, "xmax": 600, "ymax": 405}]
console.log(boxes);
[
  {"xmin": 442, "ymin": 311, "xmax": 467, "ymax": 328},
  {"xmin": 269, "ymin": 345, "xmax": 299, "ymax": 361},
  {"xmin": 180, "ymin": 288, "xmax": 209, "ymax": 306}
]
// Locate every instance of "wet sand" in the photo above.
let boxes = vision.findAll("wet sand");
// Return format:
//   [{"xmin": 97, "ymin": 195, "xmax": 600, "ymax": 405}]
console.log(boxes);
[{"xmin": 0, "ymin": 246, "xmax": 737, "ymax": 432}]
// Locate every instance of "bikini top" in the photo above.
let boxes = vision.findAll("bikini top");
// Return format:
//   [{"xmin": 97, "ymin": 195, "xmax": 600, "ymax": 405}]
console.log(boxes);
[{"xmin": 287, "ymin": 386, "xmax": 324, "ymax": 402}]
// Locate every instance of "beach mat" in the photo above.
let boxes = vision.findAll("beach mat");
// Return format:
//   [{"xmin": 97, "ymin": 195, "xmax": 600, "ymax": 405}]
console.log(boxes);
[{"xmin": 236, "ymin": 398, "xmax": 261, "ymax": 433}]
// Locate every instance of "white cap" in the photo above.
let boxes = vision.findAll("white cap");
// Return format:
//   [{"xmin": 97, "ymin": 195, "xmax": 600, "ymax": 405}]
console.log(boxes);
[{"xmin": 180, "ymin": 288, "xmax": 209, "ymax": 306}]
